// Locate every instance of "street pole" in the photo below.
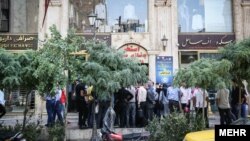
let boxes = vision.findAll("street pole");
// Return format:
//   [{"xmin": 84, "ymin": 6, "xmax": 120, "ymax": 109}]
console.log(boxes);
[
  {"xmin": 91, "ymin": 94, "xmax": 98, "ymax": 141},
  {"xmin": 88, "ymin": 11, "xmax": 100, "ymax": 141}
]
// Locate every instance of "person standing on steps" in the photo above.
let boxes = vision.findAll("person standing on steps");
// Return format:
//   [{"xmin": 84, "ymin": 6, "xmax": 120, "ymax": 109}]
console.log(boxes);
[{"xmin": 0, "ymin": 88, "xmax": 6, "ymax": 119}]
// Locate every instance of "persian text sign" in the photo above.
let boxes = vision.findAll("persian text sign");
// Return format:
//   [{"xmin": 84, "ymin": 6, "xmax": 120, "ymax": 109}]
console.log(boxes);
[
  {"xmin": 156, "ymin": 56, "xmax": 173, "ymax": 84},
  {"xmin": 0, "ymin": 34, "xmax": 38, "ymax": 50},
  {"xmin": 119, "ymin": 43, "xmax": 148, "ymax": 63},
  {"xmin": 178, "ymin": 34, "xmax": 235, "ymax": 49}
]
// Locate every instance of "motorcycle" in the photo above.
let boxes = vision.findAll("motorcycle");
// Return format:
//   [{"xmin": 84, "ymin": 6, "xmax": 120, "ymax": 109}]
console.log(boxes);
[
  {"xmin": 100, "ymin": 124, "xmax": 150, "ymax": 141},
  {"xmin": 0, "ymin": 131, "xmax": 26, "ymax": 141},
  {"xmin": 100, "ymin": 107, "xmax": 150, "ymax": 141}
]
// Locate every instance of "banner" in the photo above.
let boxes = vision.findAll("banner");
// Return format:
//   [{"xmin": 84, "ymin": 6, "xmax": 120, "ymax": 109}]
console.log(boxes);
[{"xmin": 156, "ymin": 56, "xmax": 173, "ymax": 84}]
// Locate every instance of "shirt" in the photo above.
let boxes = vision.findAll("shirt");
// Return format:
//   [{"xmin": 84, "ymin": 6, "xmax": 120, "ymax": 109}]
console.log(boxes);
[
  {"xmin": 216, "ymin": 88, "xmax": 230, "ymax": 109},
  {"xmin": 55, "ymin": 88, "xmax": 62, "ymax": 101},
  {"xmin": 137, "ymin": 86, "xmax": 147, "ymax": 103},
  {"xmin": 167, "ymin": 86, "xmax": 180, "ymax": 102},
  {"xmin": 193, "ymin": 88, "xmax": 208, "ymax": 108},
  {"xmin": 127, "ymin": 86, "xmax": 136, "ymax": 102},
  {"xmin": 0, "ymin": 90, "xmax": 5, "ymax": 105},
  {"xmin": 180, "ymin": 86, "xmax": 192, "ymax": 104}
]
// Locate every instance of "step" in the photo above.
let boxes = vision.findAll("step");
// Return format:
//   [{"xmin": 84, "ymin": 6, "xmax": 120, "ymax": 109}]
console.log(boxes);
[{"xmin": 66, "ymin": 127, "xmax": 146, "ymax": 140}]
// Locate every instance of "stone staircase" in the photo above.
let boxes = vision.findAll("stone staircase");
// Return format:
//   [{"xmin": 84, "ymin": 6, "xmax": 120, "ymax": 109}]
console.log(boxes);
[
  {"xmin": 65, "ymin": 112, "xmax": 146, "ymax": 140},
  {"xmin": 1, "ymin": 111, "xmax": 146, "ymax": 141}
]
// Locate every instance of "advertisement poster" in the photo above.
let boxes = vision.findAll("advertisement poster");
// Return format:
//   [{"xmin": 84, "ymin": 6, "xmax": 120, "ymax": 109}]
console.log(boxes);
[{"xmin": 156, "ymin": 56, "xmax": 173, "ymax": 84}]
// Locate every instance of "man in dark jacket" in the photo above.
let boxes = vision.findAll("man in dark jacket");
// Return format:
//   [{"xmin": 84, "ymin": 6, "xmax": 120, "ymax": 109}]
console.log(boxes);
[
  {"xmin": 114, "ymin": 87, "xmax": 133, "ymax": 127},
  {"xmin": 75, "ymin": 80, "xmax": 88, "ymax": 129},
  {"xmin": 146, "ymin": 81, "xmax": 156, "ymax": 121}
]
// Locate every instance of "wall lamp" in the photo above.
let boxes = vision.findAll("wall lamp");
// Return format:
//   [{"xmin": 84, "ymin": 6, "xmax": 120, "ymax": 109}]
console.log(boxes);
[{"xmin": 161, "ymin": 34, "xmax": 168, "ymax": 51}]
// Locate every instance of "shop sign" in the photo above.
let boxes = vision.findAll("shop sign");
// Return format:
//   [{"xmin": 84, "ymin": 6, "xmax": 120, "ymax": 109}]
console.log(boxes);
[
  {"xmin": 80, "ymin": 33, "xmax": 111, "ymax": 46},
  {"xmin": 119, "ymin": 43, "xmax": 148, "ymax": 63},
  {"xmin": 0, "ymin": 34, "xmax": 38, "ymax": 50},
  {"xmin": 178, "ymin": 34, "xmax": 235, "ymax": 49},
  {"xmin": 156, "ymin": 56, "xmax": 173, "ymax": 84}
]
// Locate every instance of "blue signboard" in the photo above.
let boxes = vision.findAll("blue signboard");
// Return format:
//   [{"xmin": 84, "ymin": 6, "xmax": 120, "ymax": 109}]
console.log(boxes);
[{"xmin": 156, "ymin": 56, "xmax": 173, "ymax": 85}]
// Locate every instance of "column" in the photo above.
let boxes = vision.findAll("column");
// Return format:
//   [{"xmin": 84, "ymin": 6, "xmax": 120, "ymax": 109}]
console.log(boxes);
[
  {"xmin": 242, "ymin": 2, "xmax": 250, "ymax": 39},
  {"xmin": 10, "ymin": 0, "xmax": 27, "ymax": 33},
  {"xmin": 148, "ymin": 51, "xmax": 160, "ymax": 83}
]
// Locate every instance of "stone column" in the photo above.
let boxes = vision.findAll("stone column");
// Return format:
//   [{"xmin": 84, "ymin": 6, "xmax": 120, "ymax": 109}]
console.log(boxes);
[
  {"xmin": 10, "ymin": 0, "xmax": 27, "ymax": 33},
  {"xmin": 152, "ymin": 0, "xmax": 179, "ymax": 74},
  {"xmin": 60, "ymin": 0, "xmax": 69, "ymax": 38},
  {"xmin": 242, "ymin": 2, "xmax": 250, "ymax": 39},
  {"xmin": 233, "ymin": 0, "xmax": 244, "ymax": 41},
  {"xmin": 148, "ymin": 51, "xmax": 160, "ymax": 83},
  {"xmin": 38, "ymin": 0, "xmax": 69, "ymax": 47},
  {"xmin": 34, "ymin": 91, "xmax": 45, "ymax": 121}
]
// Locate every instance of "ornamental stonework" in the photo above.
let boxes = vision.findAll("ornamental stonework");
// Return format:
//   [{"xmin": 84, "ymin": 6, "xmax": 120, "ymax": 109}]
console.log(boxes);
[{"xmin": 154, "ymin": 0, "xmax": 171, "ymax": 7}]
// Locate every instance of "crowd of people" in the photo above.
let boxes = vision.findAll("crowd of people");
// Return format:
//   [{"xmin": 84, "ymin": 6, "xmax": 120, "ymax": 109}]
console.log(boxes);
[
  {"xmin": 64, "ymin": 80, "xmax": 211, "ymax": 129},
  {"xmin": 1, "ymin": 78, "xmax": 248, "ymax": 129},
  {"xmin": 66, "ymin": 79, "xmax": 249, "ymax": 129},
  {"xmin": 44, "ymin": 83, "xmax": 67, "ymax": 127},
  {"xmin": 216, "ymin": 80, "xmax": 249, "ymax": 125}
]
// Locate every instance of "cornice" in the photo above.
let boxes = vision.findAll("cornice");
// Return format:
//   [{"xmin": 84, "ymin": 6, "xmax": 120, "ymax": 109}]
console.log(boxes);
[{"xmin": 154, "ymin": 0, "xmax": 171, "ymax": 7}]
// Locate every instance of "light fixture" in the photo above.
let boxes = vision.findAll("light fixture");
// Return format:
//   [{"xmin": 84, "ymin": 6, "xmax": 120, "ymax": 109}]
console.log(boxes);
[
  {"xmin": 88, "ymin": 11, "xmax": 97, "ymax": 26},
  {"xmin": 161, "ymin": 34, "xmax": 168, "ymax": 51}
]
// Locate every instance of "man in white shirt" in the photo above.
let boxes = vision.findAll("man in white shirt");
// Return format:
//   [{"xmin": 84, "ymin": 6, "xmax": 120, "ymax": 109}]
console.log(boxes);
[
  {"xmin": 216, "ymin": 82, "xmax": 231, "ymax": 125},
  {"xmin": 137, "ymin": 84, "xmax": 147, "ymax": 126},
  {"xmin": 193, "ymin": 86, "xmax": 209, "ymax": 128},
  {"xmin": 180, "ymin": 82, "xmax": 192, "ymax": 113},
  {"xmin": 0, "ymin": 89, "xmax": 6, "ymax": 118}
]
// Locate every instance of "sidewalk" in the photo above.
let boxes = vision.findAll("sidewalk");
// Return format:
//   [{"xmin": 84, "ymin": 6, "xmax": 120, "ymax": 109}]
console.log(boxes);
[
  {"xmin": 0, "ymin": 111, "xmax": 220, "ymax": 140},
  {"xmin": 208, "ymin": 111, "xmax": 220, "ymax": 128}
]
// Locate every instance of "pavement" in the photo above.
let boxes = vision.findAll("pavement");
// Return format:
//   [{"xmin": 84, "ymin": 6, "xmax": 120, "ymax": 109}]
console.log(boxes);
[{"xmin": 0, "ymin": 110, "xmax": 220, "ymax": 140}]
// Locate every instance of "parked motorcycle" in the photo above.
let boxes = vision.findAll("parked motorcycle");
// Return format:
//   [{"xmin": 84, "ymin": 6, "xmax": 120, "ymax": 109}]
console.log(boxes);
[
  {"xmin": 0, "ymin": 131, "xmax": 26, "ymax": 141},
  {"xmin": 100, "ymin": 124, "xmax": 150, "ymax": 141},
  {"xmin": 100, "ymin": 107, "xmax": 150, "ymax": 141}
]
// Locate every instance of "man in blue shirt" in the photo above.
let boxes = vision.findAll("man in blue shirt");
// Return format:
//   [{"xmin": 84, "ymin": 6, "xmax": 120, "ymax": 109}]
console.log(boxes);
[{"xmin": 167, "ymin": 83, "xmax": 180, "ymax": 113}]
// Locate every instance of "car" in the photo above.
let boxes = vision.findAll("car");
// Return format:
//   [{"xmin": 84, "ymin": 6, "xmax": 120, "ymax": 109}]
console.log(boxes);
[
  {"xmin": 183, "ymin": 116, "xmax": 250, "ymax": 141},
  {"xmin": 183, "ymin": 129, "xmax": 214, "ymax": 141}
]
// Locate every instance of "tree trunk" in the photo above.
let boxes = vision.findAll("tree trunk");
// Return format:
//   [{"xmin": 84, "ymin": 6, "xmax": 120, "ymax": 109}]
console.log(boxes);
[
  {"xmin": 22, "ymin": 90, "xmax": 32, "ymax": 131},
  {"xmin": 202, "ymin": 88, "xmax": 206, "ymax": 128},
  {"xmin": 238, "ymin": 88, "xmax": 242, "ymax": 118}
]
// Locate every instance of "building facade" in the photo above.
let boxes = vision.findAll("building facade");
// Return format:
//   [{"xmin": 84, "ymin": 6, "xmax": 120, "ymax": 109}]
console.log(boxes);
[{"xmin": 1, "ymin": 0, "xmax": 250, "ymax": 111}]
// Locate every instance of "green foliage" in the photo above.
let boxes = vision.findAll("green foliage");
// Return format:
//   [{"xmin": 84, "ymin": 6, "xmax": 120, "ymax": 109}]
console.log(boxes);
[
  {"xmin": 146, "ymin": 113, "xmax": 206, "ymax": 141},
  {"xmin": 78, "ymin": 40, "xmax": 148, "ymax": 100},
  {"xmin": 33, "ymin": 25, "xmax": 84, "ymax": 96},
  {"xmin": 47, "ymin": 122, "xmax": 65, "ymax": 141},
  {"xmin": 219, "ymin": 38, "xmax": 250, "ymax": 86},
  {"xmin": 0, "ymin": 48, "xmax": 21, "ymax": 89},
  {"xmin": 174, "ymin": 58, "xmax": 232, "ymax": 89},
  {"xmin": 16, "ymin": 50, "xmax": 38, "ymax": 90},
  {"xmin": 0, "ymin": 120, "xmax": 42, "ymax": 141}
]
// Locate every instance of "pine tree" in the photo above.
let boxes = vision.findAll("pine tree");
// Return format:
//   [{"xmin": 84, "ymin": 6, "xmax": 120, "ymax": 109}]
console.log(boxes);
[
  {"xmin": 33, "ymin": 25, "xmax": 84, "ymax": 96},
  {"xmin": 78, "ymin": 40, "xmax": 148, "ymax": 100},
  {"xmin": 173, "ymin": 58, "xmax": 232, "ymax": 127},
  {"xmin": 219, "ymin": 37, "xmax": 250, "ymax": 117},
  {"xmin": 219, "ymin": 38, "xmax": 250, "ymax": 87}
]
